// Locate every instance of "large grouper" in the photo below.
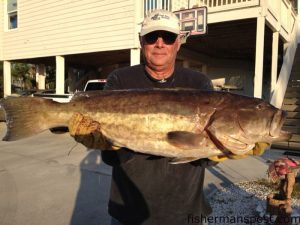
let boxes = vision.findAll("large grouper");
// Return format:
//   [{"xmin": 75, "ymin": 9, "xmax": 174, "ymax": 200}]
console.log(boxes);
[{"xmin": 0, "ymin": 89, "xmax": 291, "ymax": 163}]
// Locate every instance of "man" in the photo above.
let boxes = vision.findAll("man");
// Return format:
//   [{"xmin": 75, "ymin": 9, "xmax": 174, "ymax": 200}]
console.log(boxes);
[{"xmin": 68, "ymin": 9, "xmax": 266, "ymax": 225}]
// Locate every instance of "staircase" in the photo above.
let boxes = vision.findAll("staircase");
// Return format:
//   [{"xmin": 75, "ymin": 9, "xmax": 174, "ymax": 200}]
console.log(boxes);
[{"xmin": 273, "ymin": 44, "xmax": 300, "ymax": 151}]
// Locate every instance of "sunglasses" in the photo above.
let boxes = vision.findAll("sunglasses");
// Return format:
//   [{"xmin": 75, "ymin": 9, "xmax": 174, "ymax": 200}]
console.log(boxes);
[{"xmin": 143, "ymin": 31, "xmax": 178, "ymax": 45}]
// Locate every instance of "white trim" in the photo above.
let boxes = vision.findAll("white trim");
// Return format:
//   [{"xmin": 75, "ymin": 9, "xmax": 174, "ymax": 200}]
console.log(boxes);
[
  {"xmin": 3, "ymin": 61, "xmax": 11, "ymax": 97},
  {"xmin": 298, "ymin": 6, "xmax": 300, "ymax": 43},
  {"xmin": 130, "ymin": 48, "xmax": 140, "ymax": 66},
  {"xmin": 132, "ymin": 1, "xmax": 142, "ymax": 66},
  {"xmin": 270, "ymin": 22, "xmax": 298, "ymax": 107},
  {"xmin": 271, "ymin": 31, "xmax": 279, "ymax": 95},
  {"xmin": 55, "ymin": 56, "xmax": 65, "ymax": 94},
  {"xmin": 4, "ymin": 0, "xmax": 8, "ymax": 32},
  {"xmin": 5, "ymin": 0, "xmax": 18, "ymax": 30},
  {"xmin": 207, "ymin": 7, "xmax": 261, "ymax": 24},
  {"xmin": 254, "ymin": 16, "xmax": 265, "ymax": 98},
  {"xmin": 36, "ymin": 64, "xmax": 46, "ymax": 90},
  {"xmin": 134, "ymin": 0, "xmax": 143, "ymax": 47}
]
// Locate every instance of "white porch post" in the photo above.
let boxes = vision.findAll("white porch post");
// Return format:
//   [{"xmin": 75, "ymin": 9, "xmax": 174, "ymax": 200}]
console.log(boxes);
[
  {"xmin": 271, "ymin": 31, "xmax": 279, "ymax": 95},
  {"xmin": 36, "ymin": 64, "xmax": 46, "ymax": 90},
  {"xmin": 132, "ymin": 0, "xmax": 142, "ymax": 66},
  {"xmin": 254, "ymin": 16, "xmax": 265, "ymax": 98},
  {"xmin": 56, "ymin": 56, "xmax": 65, "ymax": 94},
  {"xmin": 298, "ymin": 0, "xmax": 300, "ymax": 43},
  {"xmin": 130, "ymin": 48, "xmax": 141, "ymax": 66},
  {"xmin": 3, "ymin": 61, "xmax": 11, "ymax": 97}
]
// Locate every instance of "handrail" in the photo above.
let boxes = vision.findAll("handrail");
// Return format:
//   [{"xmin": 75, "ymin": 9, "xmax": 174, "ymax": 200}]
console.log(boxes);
[
  {"xmin": 144, "ymin": 0, "xmax": 260, "ymax": 14},
  {"xmin": 270, "ymin": 19, "xmax": 298, "ymax": 108},
  {"xmin": 190, "ymin": 0, "xmax": 259, "ymax": 13}
]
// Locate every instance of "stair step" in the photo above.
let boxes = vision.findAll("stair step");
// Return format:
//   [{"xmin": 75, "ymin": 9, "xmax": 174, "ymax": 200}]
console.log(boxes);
[
  {"xmin": 289, "ymin": 79, "xmax": 300, "ymax": 83},
  {"xmin": 289, "ymin": 76, "xmax": 300, "ymax": 79},
  {"xmin": 289, "ymin": 73, "xmax": 300, "ymax": 79},
  {"xmin": 284, "ymin": 118, "xmax": 300, "ymax": 126},
  {"xmin": 288, "ymin": 83, "xmax": 300, "ymax": 88},
  {"xmin": 282, "ymin": 104, "xmax": 300, "ymax": 112},
  {"xmin": 291, "ymin": 65, "xmax": 300, "ymax": 69},
  {"xmin": 290, "ymin": 134, "xmax": 300, "ymax": 142},
  {"xmin": 293, "ymin": 59, "xmax": 300, "ymax": 64},
  {"xmin": 283, "ymin": 98, "xmax": 300, "ymax": 104},
  {"xmin": 272, "ymin": 142, "xmax": 300, "ymax": 150},
  {"xmin": 282, "ymin": 125, "xmax": 300, "ymax": 134},
  {"xmin": 284, "ymin": 92, "xmax": 300, "ymax": 98},
  {"xmin": 287, "ymin": 112, "xmax": 300, "ymax": 119},
  {"xmin": 285, "ymin": 87, "xmax": 300, "ymax": 93},
  {"xmin": 275, "ymin": 45, "xmax": 300, "ymax": 151}
]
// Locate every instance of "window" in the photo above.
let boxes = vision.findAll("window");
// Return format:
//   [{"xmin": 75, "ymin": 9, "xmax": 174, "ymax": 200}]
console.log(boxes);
[{"xmin": 7, "ymin": 0, "xmax": 17, "ymax": 29}]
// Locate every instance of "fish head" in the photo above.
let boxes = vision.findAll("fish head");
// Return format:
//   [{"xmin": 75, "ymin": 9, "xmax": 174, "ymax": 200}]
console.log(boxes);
[
  {"xmin": 236, "ymin": 100, "xmax": 291, "ymax": 143},
  {"xmin": 208, "ymin": 97, "xmax": 291, "ymax": 155}
]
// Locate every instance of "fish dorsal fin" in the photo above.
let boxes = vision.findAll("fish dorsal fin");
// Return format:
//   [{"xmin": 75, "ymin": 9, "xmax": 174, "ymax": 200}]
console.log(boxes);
[{"xmin": 167, "ymin": 131, "xmax": 208, "ymax": 149}]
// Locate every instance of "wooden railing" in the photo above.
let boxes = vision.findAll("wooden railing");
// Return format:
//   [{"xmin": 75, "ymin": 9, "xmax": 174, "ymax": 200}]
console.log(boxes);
[
  {"xmin": 144, "ymin": 0, "xmax": 260, "ymax": 14},
  {"xmin": 144, "ymin": 0, "xmax": 296, "ymax": 25},
  {"xmin": 143, "ymin": 0, "xmax": 297, "ymax": 43},
  {"xmin": 176, "ymin": 0, "xmax": 260, "ymax": 12},
  {"xmin": 266, "ymin": 0, "xmax": 297, "ymax": 36},
  {"xmin": 144, "ymin": 0, "xmax": 171, "ymax": 15},
  {"xmin": 270, "ymin": 22, "xmax": 298, "ymax": 108}
]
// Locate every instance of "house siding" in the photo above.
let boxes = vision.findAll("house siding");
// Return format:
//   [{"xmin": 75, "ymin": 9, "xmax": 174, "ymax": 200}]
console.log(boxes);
[{"xmin": 1, "ymin": 0, "xmax": 137, "ymax": 60}]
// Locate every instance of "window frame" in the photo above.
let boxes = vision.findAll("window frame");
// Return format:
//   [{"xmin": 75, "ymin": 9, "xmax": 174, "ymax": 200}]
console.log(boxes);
[{"xmin": 6, "ymin": 0, "xmax": 18, "ymax": 30}]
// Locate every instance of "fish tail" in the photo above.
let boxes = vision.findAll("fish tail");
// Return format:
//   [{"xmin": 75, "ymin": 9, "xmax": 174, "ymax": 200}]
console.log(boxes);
[{"xmin": 0, "ymin": 97, "xmax": 62, "ymax": 141}]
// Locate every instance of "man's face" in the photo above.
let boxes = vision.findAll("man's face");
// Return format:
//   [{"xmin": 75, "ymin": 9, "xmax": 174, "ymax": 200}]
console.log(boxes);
[{"xmin": 141, "ymin": 31, "xmax": 181, "ymax": 72}]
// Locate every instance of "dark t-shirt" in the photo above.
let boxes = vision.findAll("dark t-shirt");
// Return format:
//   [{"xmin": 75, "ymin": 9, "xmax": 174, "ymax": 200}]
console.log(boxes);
[{"xmin": 102, "ymin": 64, "xmax": 214, "ymax": 225}]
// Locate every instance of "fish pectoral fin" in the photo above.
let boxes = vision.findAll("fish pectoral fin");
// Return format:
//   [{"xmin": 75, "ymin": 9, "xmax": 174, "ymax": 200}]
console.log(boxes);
[
  {"xmin": 167, "ymin": 131, "xmax": 207, "ymax": 149},
  {"xmin": 220, "ymin": 136, "xmax": 255, "ymax": 155},
  {"xmin": 169, "ymin": 157, "xmax": 201, "ymax": 164},
  {"xmin": 208, "ymin": 155, "xmax": 230, "ymax": 162},
  {"xmin": 111, "ymin": 145, "xmax": 122, "ymax": 151}
]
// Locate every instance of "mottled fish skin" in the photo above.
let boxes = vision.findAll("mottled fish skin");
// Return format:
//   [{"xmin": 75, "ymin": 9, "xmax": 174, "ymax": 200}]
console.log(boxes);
[
  {"xmin": 0, "ymin": 106, "xmax": 5, "ymax": 122},
  {"xmin": 0, "ymin": 89, "xmax": 292, "ymax": 162}
]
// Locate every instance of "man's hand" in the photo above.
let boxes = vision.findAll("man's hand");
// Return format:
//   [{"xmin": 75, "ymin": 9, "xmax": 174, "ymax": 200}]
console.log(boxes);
[
  {"xmin": 68, "ymin": 112, "xmax": 119, "ymax": 150},
  {"xmin": 208, "ymin": 142, "xmax": 270, "ymax": 162},
  {"xmin": 249, "ymin": 142, "xmax": 270, "ymax": 156}
]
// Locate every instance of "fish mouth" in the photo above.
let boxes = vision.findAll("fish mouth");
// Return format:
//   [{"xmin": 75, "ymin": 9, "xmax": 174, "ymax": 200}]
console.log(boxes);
[{"xmin": 270, "ymin": 110, "xmax": 292, "ymax": 141}]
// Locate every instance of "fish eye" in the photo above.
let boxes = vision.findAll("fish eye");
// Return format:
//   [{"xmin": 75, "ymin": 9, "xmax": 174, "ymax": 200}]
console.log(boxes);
[{"xmin": 256, "ymin": 103, "xmax": 264, "ymax": 110}]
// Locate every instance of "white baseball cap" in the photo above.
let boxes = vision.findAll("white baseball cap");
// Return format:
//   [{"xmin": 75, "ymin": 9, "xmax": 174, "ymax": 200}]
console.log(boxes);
[{"xmin": 140, "ymin": 9, "xmax": 180, "ymax": 36}]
